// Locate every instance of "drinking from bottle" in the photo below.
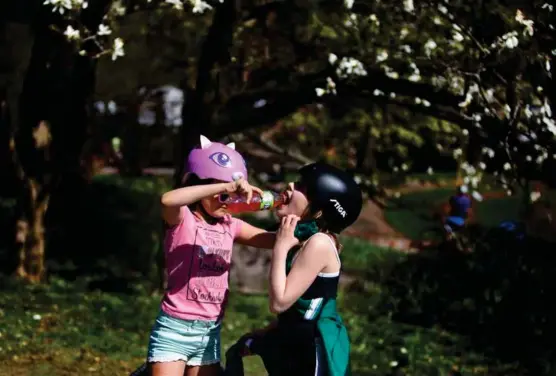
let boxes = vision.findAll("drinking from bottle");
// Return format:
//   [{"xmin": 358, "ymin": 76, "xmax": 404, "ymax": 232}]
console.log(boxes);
[{"xmin": 220, "ymin": 191, "xmax": 287, "ymax": 213}]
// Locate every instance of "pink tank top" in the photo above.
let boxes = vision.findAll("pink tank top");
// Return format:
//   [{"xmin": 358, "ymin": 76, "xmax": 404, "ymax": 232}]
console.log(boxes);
[{"xmin": 161, "ymin": 206, "xmax": 244, "ymax": 321}]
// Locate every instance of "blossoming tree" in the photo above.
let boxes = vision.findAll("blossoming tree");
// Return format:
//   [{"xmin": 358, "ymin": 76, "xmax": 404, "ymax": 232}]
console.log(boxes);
[{"xmin": 3, "ymin": 0, "xmax": 554, "ymax": 281}]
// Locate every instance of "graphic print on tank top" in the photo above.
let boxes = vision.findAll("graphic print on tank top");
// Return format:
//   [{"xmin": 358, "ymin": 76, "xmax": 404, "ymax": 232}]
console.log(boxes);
[{"xmin": 186, "ymin": 225, "xmax": 232, "ymax": 304}]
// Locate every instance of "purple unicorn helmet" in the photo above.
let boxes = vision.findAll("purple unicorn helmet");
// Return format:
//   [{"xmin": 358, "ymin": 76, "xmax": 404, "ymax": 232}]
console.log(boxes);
[{"xmin": 184, "ymin": 135, "xmax": 248, "ymax": 183}]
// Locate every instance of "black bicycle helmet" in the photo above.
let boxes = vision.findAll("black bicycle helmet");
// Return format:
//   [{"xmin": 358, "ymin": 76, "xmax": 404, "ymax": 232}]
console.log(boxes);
[{"xmin": 298, "ymin": 162, "xmax": 363, "ymax": 233}]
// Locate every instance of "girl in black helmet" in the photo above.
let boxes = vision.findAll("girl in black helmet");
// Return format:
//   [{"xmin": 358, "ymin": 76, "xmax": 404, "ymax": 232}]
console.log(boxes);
[{"xmin": 225, "ymin": 162, "xmax": 363, "ymax": 376}]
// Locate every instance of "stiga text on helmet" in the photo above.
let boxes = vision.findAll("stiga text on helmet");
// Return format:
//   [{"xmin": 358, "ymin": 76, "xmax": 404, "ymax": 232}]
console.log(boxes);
[{"xmin": 330, "ymin": 199, "xmax": 347, "ymax": 218}]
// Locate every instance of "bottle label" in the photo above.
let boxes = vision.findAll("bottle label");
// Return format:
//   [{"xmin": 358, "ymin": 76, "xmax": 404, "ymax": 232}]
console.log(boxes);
[{"xmin": 260, "ymin": 191, "xmax": 274, "ymax": 210}]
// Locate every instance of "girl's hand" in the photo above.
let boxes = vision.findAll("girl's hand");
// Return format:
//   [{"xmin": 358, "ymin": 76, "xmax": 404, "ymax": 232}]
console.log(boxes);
[
  {"xmin": 225, "ymin": 178, "xmax": 264, "ymax": 203},
  {"xmin": 274, "ymin": 215, "xmax": 300, "ymax": 252}
]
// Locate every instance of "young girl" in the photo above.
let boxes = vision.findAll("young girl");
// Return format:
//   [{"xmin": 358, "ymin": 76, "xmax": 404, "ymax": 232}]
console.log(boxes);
[
  {"xmin": 135, "ymin": 135, "xmax": 276, "ymax": 376},
  {"xmin": 228, "ymin": 162, "xmax": 363, "ymax": 376}
]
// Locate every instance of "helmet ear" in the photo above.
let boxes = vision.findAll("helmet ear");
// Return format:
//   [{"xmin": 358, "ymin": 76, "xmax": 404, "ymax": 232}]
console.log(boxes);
[
  {"xmin": 226, "ymin": 142, "xmax": 236, "ymax": 150},
  {"xmin": 200, "ymin": 135, "xmax": 212, "ymax": 149}
]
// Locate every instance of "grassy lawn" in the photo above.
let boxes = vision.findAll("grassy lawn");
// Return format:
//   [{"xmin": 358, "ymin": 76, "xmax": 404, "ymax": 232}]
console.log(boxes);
[
  {"xmin": 0, "ymin": 277, "xmax": 271, "ymax": 376},
  {"xmin": 0, "ymin": 173, "xmax": 543, "ymax": 375},
  {"xmin": 0, "ymin": 236, "xmax": 529, "ymax": 376}
]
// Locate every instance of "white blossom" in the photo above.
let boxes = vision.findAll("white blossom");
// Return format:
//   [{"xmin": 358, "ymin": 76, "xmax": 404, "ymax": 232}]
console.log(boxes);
[
  {"xmin": 111, "ymin": 38, "xmax": 125, "ymax": 61},
  {"xmin": 452, "ymin": 32, "xmax": 464, "ymax": 42},
  {"xmin": 515, "ymin": 10, "xmax": 534, "ymax": 36},
  {"xmin": 471, "ymin": 191, "xmax": 483, "ymax": 201},
  {"xmin": 403, "ymin": 0, "xmax": 414, "ymax": 13},
  {"xmin": 335, "ymin": 57, "xmax": 367, "ymax": 78},
  {"xmin": 63, "ymin": 25, "xmax": 80, "ymax": 40},
  {"xmin": 165, "ymin": 0, "xmax": 184, "ymax": 9},
  {"xmin": 376, "ymin": 50, "xmax": 388, "ymax": 63},
  {"xmin": 424, "ymin": 39, "xmax": 438, "ymax": 56},
  {"xmin": 97, "ymin": 24, "xmax": 112, "ymax": 36},
  {"xmin": 191, "ymin": 0, "xmax": 212, "ymax": 13},
  {"xmin": 44, "ymin": 0, "xmax": 72, "ymax": 14}
]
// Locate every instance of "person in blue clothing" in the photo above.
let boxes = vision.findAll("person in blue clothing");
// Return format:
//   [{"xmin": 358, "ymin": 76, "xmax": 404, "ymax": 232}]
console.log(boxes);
[{"xmin": 443, "ymin": 185, "xmax": 473, "ymax": 237}]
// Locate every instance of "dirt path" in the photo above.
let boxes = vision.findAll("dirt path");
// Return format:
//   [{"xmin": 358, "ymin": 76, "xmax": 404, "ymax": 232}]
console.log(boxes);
[{"xmin": 345, "ymin": 188, "xmax": 510, "ymax": 253}]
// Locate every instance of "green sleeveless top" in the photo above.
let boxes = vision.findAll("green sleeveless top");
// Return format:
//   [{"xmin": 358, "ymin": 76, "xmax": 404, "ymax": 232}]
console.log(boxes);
[{"xmin": 278, "ymin": 233, "xmax": 351, "ymax": 376}]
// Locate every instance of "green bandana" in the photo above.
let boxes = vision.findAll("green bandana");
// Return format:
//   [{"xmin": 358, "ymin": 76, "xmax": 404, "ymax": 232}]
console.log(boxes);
[{"xmin": 293, "ymin": 220, "xmax": 320, "ymax": 241}]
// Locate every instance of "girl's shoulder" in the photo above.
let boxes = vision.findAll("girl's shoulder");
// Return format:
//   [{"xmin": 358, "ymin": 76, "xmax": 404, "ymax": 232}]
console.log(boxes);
[
  {"xmin": 301, "ymin": 232, "xmax": 338, "ymax": 256},
  {"xmin": 306, "ymin": 232, "xmax": 336, "ymax": 246}
]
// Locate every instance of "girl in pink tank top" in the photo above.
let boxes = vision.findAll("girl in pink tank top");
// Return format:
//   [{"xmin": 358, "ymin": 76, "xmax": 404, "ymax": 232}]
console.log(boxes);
[{"xmin": 134, "ymin": 135, "xmax": 276, "ymax": 376}]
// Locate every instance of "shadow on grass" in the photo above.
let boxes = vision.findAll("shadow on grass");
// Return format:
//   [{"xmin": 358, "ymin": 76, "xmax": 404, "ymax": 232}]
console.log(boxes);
[
  {"xmin": 377, "ymin": 227, "xmax": 556, "ymax": 375},
  {"xmin": 43, "ymin": 175, "xmax": 171, "ymax": 291}
]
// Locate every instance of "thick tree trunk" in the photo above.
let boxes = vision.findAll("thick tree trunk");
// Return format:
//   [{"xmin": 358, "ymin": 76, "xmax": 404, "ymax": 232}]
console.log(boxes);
[
  {"xmin": 14, "ymin": 177, "xmax": 49, "ymax": 282},
  {"xmin": 176, "ymin": 0, "xmax": 237, "ymax": 186},
  {"xmin": 6, "ymin": 1, "xmax": 112, "ymax": 282}
]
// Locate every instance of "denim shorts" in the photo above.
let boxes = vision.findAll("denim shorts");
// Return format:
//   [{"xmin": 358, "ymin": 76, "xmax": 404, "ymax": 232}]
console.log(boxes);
[{"xmin": 147, "ymin": 310, "xmax": 221, "ymax": 366}]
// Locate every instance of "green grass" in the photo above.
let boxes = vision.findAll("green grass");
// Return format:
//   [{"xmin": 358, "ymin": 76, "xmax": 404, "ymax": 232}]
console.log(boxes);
[
  {"xmin": 0, "ymin": 235, "xmax": 529, "ymax": 376},
  {"xmin": 0, "ymin": 173, "xmax": 540, "ymax": 375},
  {"xmin": 0, "ymin": 277, "xmax": 271, "ymax": 375}
]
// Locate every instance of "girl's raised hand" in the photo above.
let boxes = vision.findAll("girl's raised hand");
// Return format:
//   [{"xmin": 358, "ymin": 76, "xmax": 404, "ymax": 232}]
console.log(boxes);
[
  {"xmin": 274, "ymin": 214, "xmax": 300, "ymax": 252},
  {"xmin": 226, "ymin": 178, "xmax": 264, "ymax": 203}
]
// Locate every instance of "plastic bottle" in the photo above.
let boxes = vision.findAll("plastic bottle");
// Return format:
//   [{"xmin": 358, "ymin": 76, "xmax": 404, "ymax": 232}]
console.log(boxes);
[{"xmin": 220, "ymin": 191, "xmax": 287, "ymax": 214}]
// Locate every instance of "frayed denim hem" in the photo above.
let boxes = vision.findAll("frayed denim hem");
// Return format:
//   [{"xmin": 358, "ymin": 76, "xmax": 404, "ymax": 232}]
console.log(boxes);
[
  {"xmin": 187, "ymin": 358, "xmax": 221, "ymax": 367},
  {"xmin": 147, "ymin": 356, "xmax": 188, "ymax": 363}
]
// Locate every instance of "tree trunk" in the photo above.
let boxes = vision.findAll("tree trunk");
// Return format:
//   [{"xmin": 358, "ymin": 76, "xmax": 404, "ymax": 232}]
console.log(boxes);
[
  {"xmin": 6, "ymin": 1, "xmax": 112, "ymax": 282},
  {"xmin": 14, "ymin": 177, "xmax": 48, "ymax": 282},
  {"xmin": 175, "ymin": 0, "xmax": 238, "ymax": 186},
  {"xmin": 355, "ymin": 117, "xmax": 373, "ymax": 172}
]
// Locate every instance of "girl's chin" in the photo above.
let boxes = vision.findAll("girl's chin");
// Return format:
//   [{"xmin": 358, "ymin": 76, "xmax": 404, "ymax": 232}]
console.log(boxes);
[
  {"xmin": 275, "ymin": 205, "xmax": 302, "ymax": 218},
  {"xmin": 275, "ymin": 205, "xmax": 290, "ymax": 217},
  {"xmin": 210, "ymin": 208, "xmax": 229, "ymax": 217}
]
